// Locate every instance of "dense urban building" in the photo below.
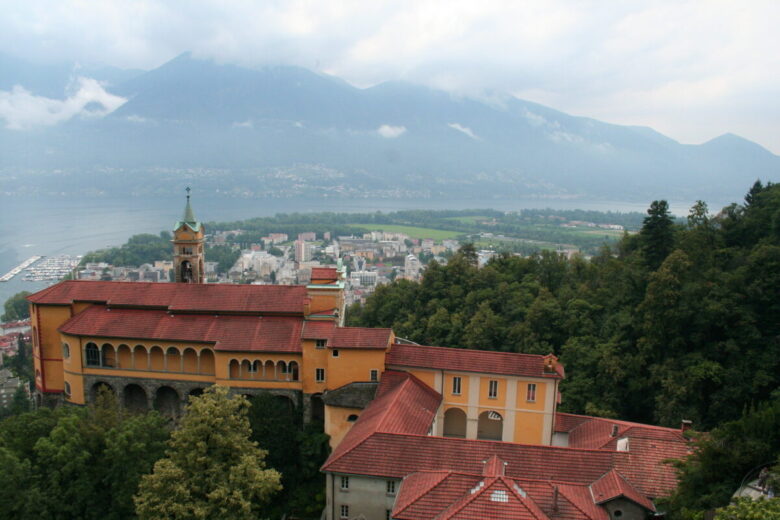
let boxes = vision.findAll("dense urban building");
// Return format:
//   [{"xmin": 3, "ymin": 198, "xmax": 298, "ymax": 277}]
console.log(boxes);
[{"xmin": 27, "ymin": 198, "xmax": 691, "ymax": 520}]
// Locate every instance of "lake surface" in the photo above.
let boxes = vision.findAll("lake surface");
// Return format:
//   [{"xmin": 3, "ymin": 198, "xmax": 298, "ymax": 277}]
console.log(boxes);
[{"xmin": 0, "ymin": 194, "xmax": 724, "ymax": 306}]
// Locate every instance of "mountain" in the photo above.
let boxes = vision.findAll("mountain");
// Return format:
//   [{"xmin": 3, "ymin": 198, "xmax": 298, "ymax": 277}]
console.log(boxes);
[{"xmin": 1, "ymin": 52, "xmax": 777, "ymax": 203}]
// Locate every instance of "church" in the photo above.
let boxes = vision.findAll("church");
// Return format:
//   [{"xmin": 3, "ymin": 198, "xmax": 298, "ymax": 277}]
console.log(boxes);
[{"xmin": 28, "ymin": 195, "xmax": 691, "ymax": 520}]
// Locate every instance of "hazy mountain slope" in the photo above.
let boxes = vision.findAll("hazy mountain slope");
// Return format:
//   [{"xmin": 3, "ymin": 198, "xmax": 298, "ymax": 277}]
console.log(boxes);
[{"xmin": 1, "ymin": 53, "xmax": 777, "ymax": 202}]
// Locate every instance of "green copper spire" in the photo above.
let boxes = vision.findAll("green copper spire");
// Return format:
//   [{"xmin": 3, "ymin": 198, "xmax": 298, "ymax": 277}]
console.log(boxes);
[
  {"xmin": 174, "ymin": 187, "xmax": 202, "ymax": 232},
  {"xmin": 183, "ymin": 187, "xmax": 196, "ymax": 222}
]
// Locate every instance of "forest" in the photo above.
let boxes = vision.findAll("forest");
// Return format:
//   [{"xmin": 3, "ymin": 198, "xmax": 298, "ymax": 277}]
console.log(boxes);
[
  {"xmin": 348, "ymin": 181, "xmax": 780, "ymax": 517},
  {"xmin": 0, "ymin": 387, "xmax": 328, "ymax": 520}
]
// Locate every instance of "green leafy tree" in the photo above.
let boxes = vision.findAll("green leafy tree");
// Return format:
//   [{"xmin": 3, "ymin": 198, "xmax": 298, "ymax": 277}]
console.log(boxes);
[
  {"xmin": 135, "ymin": 386, "xmax": 281, "ymax": 520},
  {"xmin": 2, "ymin": 291, "xmax": 31, "ymax": 321},
  {"xmin": 715, "ymin": 498, "xmax": 780, "ymax": 519}
]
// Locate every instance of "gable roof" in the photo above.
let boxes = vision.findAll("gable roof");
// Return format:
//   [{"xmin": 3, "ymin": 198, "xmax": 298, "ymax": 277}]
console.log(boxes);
[
  {"xmin": 324, "ymin": 371, "xmax": 441, "ymax": 467},
  {"xmin": 591, "ymin": 469, "xmax": 655, "ymax": 511},
  {"xmin": 387, "ymin": 343, "xmax": 563, "ymax": 379},
  {"xmin": 58, "ymin": 305, "xmax": 303, "ymax": 352},
  {"xmin": 28, "ymin": 280, "xmax": 307, "ymax": 315},
  {"xmin": 394, "ymin": 469, "xmax": 616, "ymax": 520}
]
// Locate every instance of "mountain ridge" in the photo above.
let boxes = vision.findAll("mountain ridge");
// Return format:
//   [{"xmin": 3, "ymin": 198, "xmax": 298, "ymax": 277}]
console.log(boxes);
[{"xmin": 0, "ymin": 52, "xmax": 777, "ymax": 202}]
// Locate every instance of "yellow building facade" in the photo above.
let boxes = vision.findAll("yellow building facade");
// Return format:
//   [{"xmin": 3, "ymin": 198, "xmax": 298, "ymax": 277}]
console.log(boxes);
[{"xmin": 29, "ymin": 197, "xmax": 562, "ymax": 450}]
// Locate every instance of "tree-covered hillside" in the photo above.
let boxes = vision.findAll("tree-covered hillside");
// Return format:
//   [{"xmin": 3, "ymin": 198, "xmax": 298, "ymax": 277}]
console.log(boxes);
[{"xmin": 348, "ymin": 181, "xmax": 780, "ymax": 431}]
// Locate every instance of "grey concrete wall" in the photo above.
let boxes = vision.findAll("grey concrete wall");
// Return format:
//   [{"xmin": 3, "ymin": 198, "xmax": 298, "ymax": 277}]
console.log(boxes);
[{"xmin": 326, "ymin": 473, "xmax": 400, "ymax": 520}]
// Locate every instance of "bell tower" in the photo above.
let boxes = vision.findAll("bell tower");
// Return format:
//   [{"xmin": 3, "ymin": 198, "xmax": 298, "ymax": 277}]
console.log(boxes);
[{"xmin": 173, "ymin": 187, "xmax": 205, "ymax": 284}]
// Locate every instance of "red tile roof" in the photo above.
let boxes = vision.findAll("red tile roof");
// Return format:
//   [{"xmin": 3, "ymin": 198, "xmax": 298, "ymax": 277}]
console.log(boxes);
[
  {"xmin": 591, "ymin": 469, "xmax": 655, "ymax": 511},
  {"xmin": 28, "ymin": 280, "xmax": 307, "ymax": 315},
  {"xmin": 310, "ymin": 267, "xmax": 338, "ymax": 282},
  {"xmin": 331, "ymin": 327, "xmax": 392, "ymax": 349},
  {"xmin": 387, "ymin": 343, "xmax": 563, "ymax": 379},
  {"xmin": 301, "ymin": 320, "xmax": 336, "ymax": 339},
  {"xmin": 395, "ymin": 470, "xmax": 615, "ymax": 520},
  {"xmin": 557, "ymin": 412, "xmax": 686, "ymax": 451},
  {"xmin": 58, "ymin": 305, "xmax": 303, "ymax": 352},
  {"xmin": 301, "ymin": 321, "xmax": 392, "ymax": 349},
  {"xmin": 325, "ymin": 371, "xmax": 441, "ymax": 466}
]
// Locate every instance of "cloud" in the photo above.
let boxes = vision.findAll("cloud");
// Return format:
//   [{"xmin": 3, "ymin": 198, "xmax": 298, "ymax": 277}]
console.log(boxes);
[
  {"xmin": 232, "ymin": 120, "xmax": 253, "ymax": 128},
  {"xmin": 0, "ymin": 77, "xmax": 126, "ymax": 129},
  {"xmin": 377, "ymin": 124, "xmax": 406, "ymax": 138},
  {"xmin": 1, "ymin": 1, "xmax": 779, "ymax": 151},
  {"xmin": 448, "ymin": 123, "xmax": 480, "ymax": 140},
  {"xmin": 126, "ymin": 114, "xmax": 148, "ymax": 123}
]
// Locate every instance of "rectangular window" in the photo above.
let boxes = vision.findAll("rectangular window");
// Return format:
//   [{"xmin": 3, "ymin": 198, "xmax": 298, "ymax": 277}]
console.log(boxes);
[
  {"xmin": 370, "ymin": 369, "xmax": 379, "ymax": 382},
  {"xmin": 340, "ymin": 505, "xmax": 349, "ymax": 518},
  {"xmin": 340, "ymin": 476, "xmax": 349, "ymax": 490},
  {"xmin": 527, "ymin": 383, "xmax": 537, "ymax": 402},
  {"xmin": 315, "ymin": 368, "xmax": 325, "ymax": 383},
  {"xmin": 488, "ymin": 380, "xmax": 498, "ymax": 399},
  {"xmin": 386, "ymin": 480, "xmax": 396, "ymax": 494},
  {"xmin": 64, "ymin": 381, "xmax": 71, "ymax": 397},
  {"xmin": 332, "ymin": 349, "xmax": 340, "ymax": 357},
  {"xmin": 386, "ymin": 510, "xmax": 392, "ymax": 520},
  {"xmin": 315, "ymin": 339, "xmax": 327, "ymax": 349},
  {"xmin": 452, "ymin": 376, "xmax": 462, "ymax": 395}
]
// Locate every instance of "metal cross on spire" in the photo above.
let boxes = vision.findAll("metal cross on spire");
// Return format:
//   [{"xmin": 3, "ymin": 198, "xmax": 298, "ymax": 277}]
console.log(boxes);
[{"xmin": 185, "ymin": 186, "xmax": 191, "ymax": 201}]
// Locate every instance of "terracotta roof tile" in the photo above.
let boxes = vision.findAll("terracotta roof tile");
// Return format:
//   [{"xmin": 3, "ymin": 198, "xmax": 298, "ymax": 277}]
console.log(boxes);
[
  {"xmin": 58, "ymin": 305, "xmax": 303, "ymax": 352},
  {"xmin": 325, "ymin": 371, "xmax": 441, "ymax": 466},
  {"xmin": 395, "ymin": 471, "xmax": 614, "ymax": 520},
  {"xmin": 387, "ymin": 343, "xmax": 563, "ymax": 379},
  {"xmin": 28, "ymin": 280, "xmax": 307, "ymax": 315},
  {"xmin": 330, "ymin": 327, "xmax": 392, "ymax": 349},
  {"xmin": 310, "ymin": 267, "xmax": 338, "ymax": 282},
  {"xmin": 301, "ymin": 321, "xmax": 336, "ymax": 339},
  {"xmin": 591, "ymin": 469, "xmax": 655, "ymax": 511}
]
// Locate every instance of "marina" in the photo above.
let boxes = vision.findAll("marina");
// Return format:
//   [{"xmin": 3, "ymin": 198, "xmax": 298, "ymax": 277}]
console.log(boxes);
[
  {"xmin": 22, "ymin": 255, "xmax": 81, "ymax": 282},
  {"xmin": 0, "ymin": 256, "xmax": 42, "ymax": 282}
]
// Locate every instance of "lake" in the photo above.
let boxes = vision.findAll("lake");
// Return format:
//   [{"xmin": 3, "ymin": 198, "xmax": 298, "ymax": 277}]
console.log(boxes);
[{"xmin": 0, "ymin": 193, "xmax": 723, "ymax": 306}]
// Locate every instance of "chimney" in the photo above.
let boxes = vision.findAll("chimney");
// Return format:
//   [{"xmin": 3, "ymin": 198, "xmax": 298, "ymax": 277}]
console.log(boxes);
[
  {"xmin": 610, "ymin": 424, "xmax": 619, "ymax": 437},
  {"xmin": 543, "ymin": 354, "xmax": 557, "ymax": 374},
  {"xmin": 681, "ymin": 419, "xmax": 693, "ymax": 433}
]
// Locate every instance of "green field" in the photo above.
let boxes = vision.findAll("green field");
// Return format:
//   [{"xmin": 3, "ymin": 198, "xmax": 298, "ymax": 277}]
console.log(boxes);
[
  {"xmin": 348, "ymin": 224, "xmax": 461, "ymax": 240},
  {"xmin": 445, "ymin": 215, "xmax": 491, "ymax": 224}
]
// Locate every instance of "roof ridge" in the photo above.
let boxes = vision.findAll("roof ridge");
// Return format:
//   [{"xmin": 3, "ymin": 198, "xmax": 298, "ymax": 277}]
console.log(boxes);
[
  {"xmin": 371, "ymin": 430, "xmax": 631, "ymax": 455},
  {"xmin": 436, "ymin": 476, "xmax": 498, "ymax": 520},
  {"xmin": 554, "ymin": 482, "xmax": 599, "ymax": 520},
  {"xmin": 393, "ymin": 342, "xmax": 547, "ymax": 359},
  {"xmin": 394, "ymin": 471, "xmax": 453, "ymax": 517},
  {"xmin": 561, "ymin": 411, "xmax": 683, "ymax": 434}
]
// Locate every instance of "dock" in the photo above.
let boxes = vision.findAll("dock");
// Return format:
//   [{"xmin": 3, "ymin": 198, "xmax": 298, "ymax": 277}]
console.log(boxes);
[{"xmin": 0, "ymin": 256, "xmax": 42, "ymax": 282}]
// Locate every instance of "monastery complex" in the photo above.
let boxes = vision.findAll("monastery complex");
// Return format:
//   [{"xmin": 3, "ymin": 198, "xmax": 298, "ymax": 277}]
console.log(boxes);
[{"xmin": 28, "ymin": 197, "xmax": 691, "ymax": 520}]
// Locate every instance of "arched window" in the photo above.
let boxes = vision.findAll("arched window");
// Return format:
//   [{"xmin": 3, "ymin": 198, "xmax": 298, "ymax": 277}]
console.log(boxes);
[
  {"xmin": 85, "ymin": 343, "xmax": 100, "ymax": 366},
  {"xmin": 64, "ymin": 381, "xmax": 72, "ymax": 397},
  {"xmin": 288, "ymin": 361, "xmax": 299, "ymax": 381},
  {"xmin": 62, "ymin": 343, "xmax": 70, "ymax": 359}
]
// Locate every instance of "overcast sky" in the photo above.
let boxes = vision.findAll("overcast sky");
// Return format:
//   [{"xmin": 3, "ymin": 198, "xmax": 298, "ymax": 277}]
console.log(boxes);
[{"xmin": 2, "ymin": 0, "xmax": 779, "ymax": 153}]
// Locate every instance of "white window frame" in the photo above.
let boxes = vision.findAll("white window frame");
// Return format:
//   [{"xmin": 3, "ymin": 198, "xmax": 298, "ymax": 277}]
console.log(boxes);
[
  {"xmin": 340, "ymin": 476, "xmax": 349, "ymax": 490},
  {"xmin": 527, "ymin": 383, "xmax": 537, "ymax": 402},
  {"xmin": 370, "ymin": 369, "xmax": 379, "ymax": 382},
  {"xmin": 488, "ymin": 380, "xmax": 498, "ymax": 399},
  {"xmin": 340, "ymin": 504, "xmax": 349, "ymax": 519},
  {"xmin": 452, "ymin": 376, "xmax": 461, "ymax": 395},
  {"xmin": 315, "ymin": 368, "xmax": 325, "ymax": 383},
  {"xmin": 386, "ymin": 480, "xmax": 396, "ymax": 495},
  {"xmin": 315, "ymin": 339, "xmax": 327, "ymax": 349}
]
